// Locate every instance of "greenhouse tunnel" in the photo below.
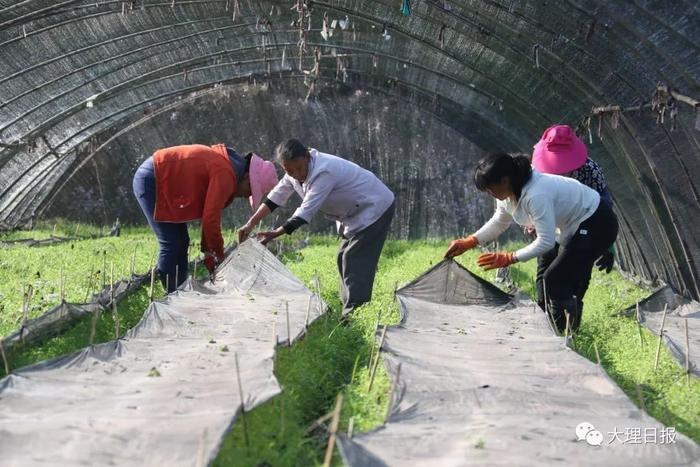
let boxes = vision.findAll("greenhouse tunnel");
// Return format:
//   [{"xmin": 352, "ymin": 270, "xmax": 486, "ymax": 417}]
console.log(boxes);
[{"xmin": 0, "ymin": 1, "xmax": 699, "ymax": 298}]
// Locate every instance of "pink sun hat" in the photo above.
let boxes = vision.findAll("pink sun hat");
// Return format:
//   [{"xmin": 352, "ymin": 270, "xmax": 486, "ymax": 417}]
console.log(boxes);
[
  {"xmin": 532, "ymin": 124, "xmax": 588, "ymax": 175},
  {"xmin": 248, "ymin": 154, "xmax": 279, "ymax": 211}
]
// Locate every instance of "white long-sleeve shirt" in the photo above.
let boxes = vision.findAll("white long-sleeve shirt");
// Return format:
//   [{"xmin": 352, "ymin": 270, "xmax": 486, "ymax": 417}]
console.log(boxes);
[
  {"xmin": 266, "ymin": 149, "xmax": 395, "ymax": 237},
  {"xmin": 473, "ymin": 171, "xmax": 600, "ymax": 262}
]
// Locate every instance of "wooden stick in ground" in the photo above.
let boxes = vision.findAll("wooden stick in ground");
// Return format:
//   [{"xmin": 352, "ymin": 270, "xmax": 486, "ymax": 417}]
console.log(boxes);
[
  {"xmin": 385, "ymin": 362, "xmax": 402, "ymax": 422},
  {"xmin": 368, "ymin": 312, "xmax": 381, "ymax": 370},
  {"xmin": 0, "ymin": 339, "xmax": 10, "ymax": 375},
  {"xmin": 89, "ymin": 306, "xmax": 100, "ymax": 346},
  {"xmin": 636, "ymin": 301, "xmax": 644, "ymax": 348},
  {"xmin": 113, "ymin": 290, "xmax": 120, "ymax": 339},
  {"xmin": 234, "ymin": 352, "xmax": 250, "ymax": 450},
  {"xmin": 102, "ymin": 251, "xmax": 107, "ymax": 291},
  {"xmin": 175, "ymin": 265, "xmax": 179, "ymax": 290},
  {"xmin": 685, "ymin": 318, "xmax": 691, "ymax": 387},
  {"xmin": 304, "ymin": 294, "xmax": 312, "ymax": 330},
  {"xmin": 59, "ymin": 265, "xmax": 65, "ymax": 303},
  {"xmin": 286, "ymin": 301, "xmax": 291, "ymax": 347},
  {"xmin": 347, "ymin": 416, "xmax": 355, "ymax": 439},
  {"xmin": 654, "ymin": 304, "xmax": 668, "ymax": 370},
  {"xmin": 74, "ymin": 222, "xmax": 80, "ymax": 237},
  {"xmin": 368, "ymin": 325, "xmax": 388, "ymax": 391},
  {"xmin": 636, "ymin": 384, "xmax": 646, "ymax": 412},
  {"xmin": 323, "ymin": 393, "xmax": 344, "ymax": 467},
  {"xmin": 564, "ymin": 310, "xmax": 571, "ymax": 339},
  {"xmin": 594, "ymin": 341, "xmax": 601, "ymax": 365},
  {"xmin": 149, "ymin": 267, "xmax": 156, "ymax": 302},
  {"xmin": 110, "ymin": 262, "xmax": 114, "ymax": 303},
  {"xmin": 195, "ymin": 428, "xmax": 208, "ymax": 467},
  {"xmin": 130, "ymin": 247, "xmax": 136, "ymax": 280}
]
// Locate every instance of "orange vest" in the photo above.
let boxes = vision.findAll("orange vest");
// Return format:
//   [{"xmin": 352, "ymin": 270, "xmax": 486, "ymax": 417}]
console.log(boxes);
[{"xmin": 153, "ymin": 143, "xmax": 236, "ymax": 259}]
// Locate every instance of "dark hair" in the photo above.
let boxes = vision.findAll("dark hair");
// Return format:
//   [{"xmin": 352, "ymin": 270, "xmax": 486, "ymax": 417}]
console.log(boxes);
[
  {"xmin": 474, "ymin": 153, "xmax": 532, "ymax": 200},
  {"xmin": 275, "ymin": 139, "xmax": 308, "ymax": 163}
]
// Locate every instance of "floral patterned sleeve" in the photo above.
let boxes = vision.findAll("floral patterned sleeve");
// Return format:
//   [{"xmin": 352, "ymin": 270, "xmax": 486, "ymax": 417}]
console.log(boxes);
[{"xmin": 564, "ymin": 158, "xmax": 608, "ymax": 195}]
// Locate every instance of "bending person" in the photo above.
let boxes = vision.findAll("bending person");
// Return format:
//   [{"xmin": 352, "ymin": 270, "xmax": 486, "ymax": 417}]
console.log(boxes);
[
  {"xmin": 444, "ymin": 153, "xmax": 618, "ymax": 333},
  {"xmin": 239, "ymin": 139, "xmax": 395, "ymax": 318},
  {"xmin": 531, "ymin": 124, "xmax": 616, "ymax": 323},
  {"xmin": 133, "ymin": 144, "xmax": 278, "ymax": 292}
]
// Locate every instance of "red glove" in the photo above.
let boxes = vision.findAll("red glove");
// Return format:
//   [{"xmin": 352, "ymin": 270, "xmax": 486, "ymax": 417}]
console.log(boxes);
[
  {"xmin": 444, "ymin": 235, "xmax": 479, "ymax": 258},
  {"xmin": 203, "ymin": 254, "xmax": 224, "ymax": 274},
  {"xmin": 477, "ymin": 252, "xmax": 517, "ymax": 270}
]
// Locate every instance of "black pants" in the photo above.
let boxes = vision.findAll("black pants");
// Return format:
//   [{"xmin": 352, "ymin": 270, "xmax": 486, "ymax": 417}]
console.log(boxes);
[
  {"xmin": 535, "ymin": 201, "xmax": 618, "ymax": 333},
  {"xmin": 336, "ymin": 202, "xmax": 395, "ymax": 316}
]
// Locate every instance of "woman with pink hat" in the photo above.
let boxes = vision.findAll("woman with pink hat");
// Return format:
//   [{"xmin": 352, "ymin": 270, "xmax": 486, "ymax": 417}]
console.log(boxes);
[
  {"xmin": 238, "ymin": 138, "xmax": 395, "ymax": 319},
  {"xmin": 444, "ymin": 152, "xmax": 618, "ymax": 334},
  {"xmin": 132, "ymin": 143, "xmax": 278, "ymax": 292},
  {"xmin": 531, "ymin": 124, "xmax": 616, "ymax": 322}
]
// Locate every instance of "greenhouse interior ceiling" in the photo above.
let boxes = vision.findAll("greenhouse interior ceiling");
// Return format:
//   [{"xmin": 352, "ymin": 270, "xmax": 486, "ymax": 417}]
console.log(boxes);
[{"xmin": 1, "ymin": 0, "xmax": 699, "ymax": 297}]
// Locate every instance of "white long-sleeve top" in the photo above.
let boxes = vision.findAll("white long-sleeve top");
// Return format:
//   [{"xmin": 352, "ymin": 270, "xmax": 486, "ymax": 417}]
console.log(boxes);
[
  {"xmin": 473, "ymin": 171, "xmax": 600, "ymax": 262},
  {"xmin": 266, "ymin": 149, "xmax": 395, "ymax": 237}
]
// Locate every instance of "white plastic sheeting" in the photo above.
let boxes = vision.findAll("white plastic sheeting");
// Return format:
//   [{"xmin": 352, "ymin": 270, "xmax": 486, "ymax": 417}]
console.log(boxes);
[
  {"xmin": 0, "ymin": 239, "xmax": 325, "ymax": 466},
  {"xmin": 338, "ymin": 260, "xmax": 700, "ymax": 466}
]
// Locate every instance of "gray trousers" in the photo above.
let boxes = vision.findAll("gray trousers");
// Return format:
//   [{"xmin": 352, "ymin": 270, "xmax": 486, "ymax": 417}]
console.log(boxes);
[{"xmin": 337, "ymin": 202, "xmax": 395, "ymax": 315}]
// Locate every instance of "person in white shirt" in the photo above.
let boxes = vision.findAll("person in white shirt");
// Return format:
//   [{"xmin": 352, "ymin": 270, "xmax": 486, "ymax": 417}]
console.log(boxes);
[
  {"xmin": 444, "ymin": 153, "xmax": 618, "ymax": 333},
  {"xmin": 238, "ymin": 138, "xmax": 395, "ymax": 318}
]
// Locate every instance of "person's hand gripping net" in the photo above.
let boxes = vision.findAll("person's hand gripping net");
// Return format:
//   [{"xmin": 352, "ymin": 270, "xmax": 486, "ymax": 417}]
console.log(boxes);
[{"xmin": 444, "ymin": 235, "xmax": 479, "ymax": 258}]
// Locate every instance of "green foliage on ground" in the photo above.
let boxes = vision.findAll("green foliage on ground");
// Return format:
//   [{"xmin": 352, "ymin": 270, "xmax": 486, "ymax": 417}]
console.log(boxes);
[{"xmin": 0, "ymin": 228, "xmax": 159, "ymax": 336}]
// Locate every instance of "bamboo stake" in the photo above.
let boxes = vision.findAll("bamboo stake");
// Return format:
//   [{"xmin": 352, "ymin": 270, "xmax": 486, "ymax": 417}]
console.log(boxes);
[
  {"xmin": 102, "ymin": 251, "xmax": 106, "ymax": 291},
  {"xmin": 323, "ymin": 394, "xmax": 344, "ymax": 467},
  {"xmin": 385, "ymin": 363, "xmax": 402, "ymax": 422},
  {"xmin": 636, "ymin": 384, "xmax": 646, "ymax": 412},
  {"xmin": 74, "ymin": 222, "xmax": 80, "ymax": 236},
  {"xmin": 193, "ymin": 258, "xmax": 198, "ymax": 280},
  {"xmin": 368, "ymin": 325, "xmax": 388, "ymax": 391},
  {"xmin": 149, "ymin": 267, "xmax": 156, "ymax": 302},
  {"xmin": 368, "ymin": 316, "xmax": 380, "ymax": 370},
  {"xmin": 636, "ymin": 301, "xmax": 644, "ymax": 348},
  {"xmin": 130, "ymin": 246, "xmax": 136, "ymax": 280},
  {"xmin": 175, "ymin": 265, "xmax": 179, "ymax": 291},
  {"xmin": 59, "ymin": 265, "xmax": 65, "ymax": 303},
  {"xmin": 348, "ymin": 416, "xmax": 355, "ymax": 438},
  {"xmin": 685, "ymin": 318, "xmax": 691, "ymax": 387},
  {"xmin": 113, "ymin": 290, "xmax": 120, "ymax": 339},
  {"xmin": 594, "ymin": 341, "xmax": 601, "ymax": 365},
  {"xmin": 195, "ymin": 428, "xmax": 208, "ymax": 467},
  {"xmin": 654, "ymin": 304, "xmax": 668, "ymax": 370},
  {"xmin": 89, "ymin": 306, "xmax": 100, "ymax": 346},
  {"xmin": 83, "ymin": 262, "xmax": 95, "ymax": 303},
  {"xmin": 234, "ymin": 352, "xmax": 250, "ymax": 450},
  {"xmin": 286, "ymin": 301, "xmax": 291, "ymax": 347},
  {"xmin": 564, "ymin": 310, "xmax": 571, "ymax": 339},
  {"xmin": 304, "ymin": 294, "xmax": 312, "ymax": 330},
  {"xmin": 110, "ymin": 262, "xmax": 114, "ymax": 302},
  {"xmin": 305, "ymin": 411, "xmax": 333, "ymax": 434},
  {"xmin": 0, "ymin": 340, "xmax": 10, "ymax": 375}
]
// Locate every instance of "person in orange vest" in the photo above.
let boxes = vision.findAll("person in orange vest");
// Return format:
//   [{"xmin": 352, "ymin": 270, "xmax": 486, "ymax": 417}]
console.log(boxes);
[{"xmin": 132, "ymin": 144, "xmax": 278, "ymax": 292}]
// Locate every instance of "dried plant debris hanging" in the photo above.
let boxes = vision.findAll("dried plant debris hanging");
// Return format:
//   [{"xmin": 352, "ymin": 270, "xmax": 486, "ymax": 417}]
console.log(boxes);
[
  {"xmin": 291, "ymin": 0, "xmax": 312, "ymax": 70},
  {"xmin": 574, "ymin": 85, "xmax": 700, "ymax": 142}
]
